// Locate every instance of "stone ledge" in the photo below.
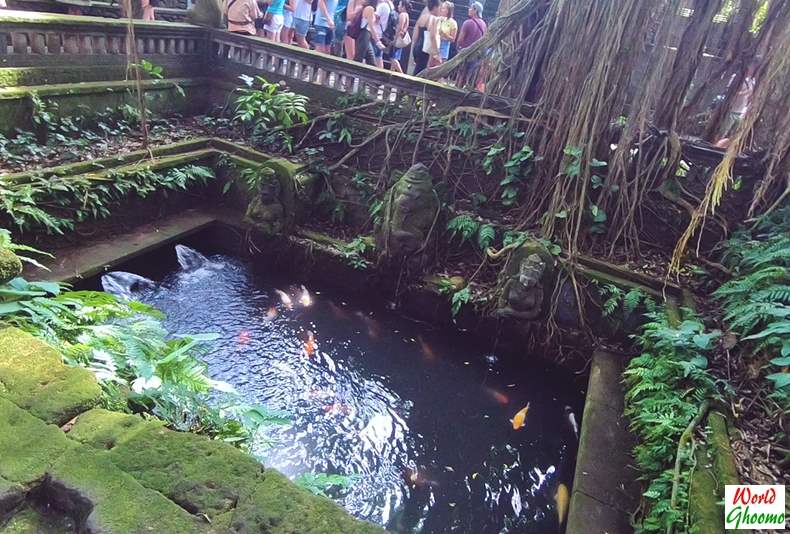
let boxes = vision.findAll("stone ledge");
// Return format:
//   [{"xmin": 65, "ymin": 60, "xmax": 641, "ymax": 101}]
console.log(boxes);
[{"xmin": 0, "ymin": 327, "xmax": 101, "ymax": 426}]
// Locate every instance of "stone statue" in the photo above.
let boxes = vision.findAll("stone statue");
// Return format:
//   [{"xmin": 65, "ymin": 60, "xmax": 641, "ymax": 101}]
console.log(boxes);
[
  {"xmin": 375, "ymin": 163, "xmax": 441, "ymax": 270},
  {"xmin": 495, "ymin": 241, "xmax": 555, "ymax": 320},
  {"xmin": 244, "ymin": 167, "xmax": 286, "ymax": 235}
]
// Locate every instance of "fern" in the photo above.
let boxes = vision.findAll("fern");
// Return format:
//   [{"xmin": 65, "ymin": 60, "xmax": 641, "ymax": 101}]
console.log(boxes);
[
  {"xmin": 446, "ymin": 215, "xmax": 480, "ymax": 244},
  {"xmin": 477, "ymin": 224, "xmax": 496, "ymax": 251}
]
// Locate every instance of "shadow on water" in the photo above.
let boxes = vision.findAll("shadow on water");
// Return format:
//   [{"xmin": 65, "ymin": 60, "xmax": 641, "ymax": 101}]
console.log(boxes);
[{"xmin": 98, "ymin": 245, "xmax": 585, "ymax": 534}]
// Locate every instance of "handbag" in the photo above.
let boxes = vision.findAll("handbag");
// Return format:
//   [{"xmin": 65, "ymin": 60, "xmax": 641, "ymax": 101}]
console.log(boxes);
[{"xmin": 395, "ymin": 31, "xmax": 411, "ymax": 49}]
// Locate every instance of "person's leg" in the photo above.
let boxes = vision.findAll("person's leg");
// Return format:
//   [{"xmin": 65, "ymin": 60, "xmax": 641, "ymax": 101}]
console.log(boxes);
[
  {"xmin": 354, "ymin": 30, "xmax": 371, "ymax": 62},
  {"xmin": 372, "ymin": 41, "xmax": 384, "ymax": 68},
  {"xmin": 294, "ymin": 18, "xmax": 310, "ymax": 48},
  {"xmin": 265, "ymin": 15, "xmax": 284, "ymax": 42},
  {"xmin": 314, "ymin": 26, "xmax": 331, "ymax": 53},
  {"xmin": 344, "ymin": 35, "xmax": 356, "ymax": 60},
  {"xmin": 390, "ymin": 48, "xmax": 403, "ymax": 73}
]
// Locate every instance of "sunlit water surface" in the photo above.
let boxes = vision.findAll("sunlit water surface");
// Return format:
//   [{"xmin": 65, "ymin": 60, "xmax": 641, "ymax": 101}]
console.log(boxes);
[{"xmin": 107, "ymin": 247, "xmax": 583, "ymax": 534}]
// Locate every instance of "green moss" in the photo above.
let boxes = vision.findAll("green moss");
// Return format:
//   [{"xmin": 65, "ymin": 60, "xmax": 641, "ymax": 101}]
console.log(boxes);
[
  {"xmin": 0, "ymin": 249, "xmax": 22, "ymax": 285},
  {"xmin": 105, "ymin": 423, "xmax": 264, "ymax": 518},
  {"xmin": 49, "ymin": 448, "xmax": 209, "ymax": 534},
  {"xmin": 707, "ymin": 411, "xmax": 740, "ymax": 485},
  {"xmin": 0, "ymin": 476, "xmax": 25, "ymax": 518},
  {"xmin": 0, "ymin": 327, "xmax": 101, "ymax": 425},
  {"xmin": 67, "ymin": 409, "xmax": 165, "ymax": 451},
  {"xmin": 688, "ymin": 445, "xmax": 725, "ymax": 534},
  {"xmin": 0, "ymin": 507, "xmax": 39, "ymax": 534},
  {"xmin": 229, "ymin": 470, "xmax": 384, "ymax": 534},
  {"xmin": 0, "ymin": 398, "xmax": 76, "ymax": 485}
]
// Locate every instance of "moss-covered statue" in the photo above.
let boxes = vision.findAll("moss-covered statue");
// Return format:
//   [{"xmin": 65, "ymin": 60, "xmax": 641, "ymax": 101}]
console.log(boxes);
[
  {"xmin": 494, "ymin": 240, "xmax": 555, "ymax": 320},
  {"xmin": 0, "ymin": 247, "xmax": 22, "ymax": 285},
  {"xmin": 375, "ymin": 164, "xmax": 441, "ymax": 270},
  {"xmin": 244, "ymin": 167, "xmax": 286, "ymax": 235}
]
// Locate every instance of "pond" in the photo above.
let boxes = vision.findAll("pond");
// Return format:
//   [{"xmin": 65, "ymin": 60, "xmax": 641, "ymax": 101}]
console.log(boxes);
[{"xmin": 97, "ymin": 244, "xmax": 585, "ymax": 534}]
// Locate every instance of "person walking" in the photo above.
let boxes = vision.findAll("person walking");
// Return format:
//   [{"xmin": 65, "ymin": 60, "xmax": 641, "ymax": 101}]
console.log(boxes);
[
  {"xmin": 353, "ymin": 0, "xmax": 382, "ymax": 64},
  {"xmin": 411, "ymin": 0, "xmax": 440, "ymax": 75},
  {"xmin": 314, "ymin": 0, "xmax": 338, "ymax": 53},
  {"xmin": 389, "ymin": 0, "xmax": 411, "ymax": 73},
  {"xmin": 263, "ymin": 0, "xmax": 287, "ymax": 41},
  {"xmin": 373, "ymin": 0, "xmax": 394, "ymax": 68},
  {"xmin": 225, "ymin": 0, "xmax": 262, "ymax": 36},
  {"xmin": 291, "ymin": 0, "xmax": 312, "ymax": 47},
  {"xmin": 456, "ymin": 1, "xmax": 485, "ymax": 86},
  {"xmin": 436, "ymin": 1, "xmax": 456, "ymax": 64},
  {"xmin": 281, "ymin": 0, "xmax": 295, "ymax": 44}
]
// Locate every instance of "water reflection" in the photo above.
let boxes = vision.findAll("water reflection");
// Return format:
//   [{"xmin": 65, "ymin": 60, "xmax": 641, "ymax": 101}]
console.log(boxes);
[{"xmin": 102, "ymin": 246, "xmax": 582, "ymax": 533}]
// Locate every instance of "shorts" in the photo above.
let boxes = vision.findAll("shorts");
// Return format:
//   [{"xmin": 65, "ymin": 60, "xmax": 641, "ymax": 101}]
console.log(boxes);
[
  {"xmin": 391, "ymin": 47, "xmax": 402, "ymax": 61},
  {"xmin": 313, "ymin": 25, "xmax": 333, "ymax": 46},
  {"xmin": 293, "ymin": 17, "xmax": 310, "ymax": 36},
  {"xmin": 264, "ymin": 13, "xmax": 284, "ymax": 34},
  {"xmin": 372, "ymin": 41, "xmax": 383, "ymax": 58},
  {"xmin": 283, "ymin": 10, "xmax": 294, "ymax": 28}
]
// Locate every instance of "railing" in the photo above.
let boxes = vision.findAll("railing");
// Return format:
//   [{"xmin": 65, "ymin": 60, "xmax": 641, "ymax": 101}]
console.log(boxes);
[
  {"xmin": 1, "ymin": 10, "xmax": 511, "ymax": 112},
  {"xmin": 210, "ymin": 30, "xmax": 473, "ymax": 107},
  {"xmin": 0, "ymin": 10, "xmax": 206, "ymax": 67}
]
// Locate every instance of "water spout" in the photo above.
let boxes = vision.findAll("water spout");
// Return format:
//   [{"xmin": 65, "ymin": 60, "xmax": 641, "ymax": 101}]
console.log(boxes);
[
  {"xmin": 101, "ymin": 272, "xmax": 156, "ymax": 300},
  {"xmin": 175, "ymin": 244, "xmax": 211, "ymax": 271}
]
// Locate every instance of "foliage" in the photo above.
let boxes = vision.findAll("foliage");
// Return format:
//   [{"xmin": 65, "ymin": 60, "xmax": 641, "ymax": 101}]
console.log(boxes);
[
  {"xmin": 715, "ymin": 208, "xmax": 790, "ymax": 408},
  {"xmin": 597, "ymin": 283, "xmax": 655, "ymax": 321},
  {"xmin": 0, "ymin": 229, "xmax": 52, "ymax": 270},
  {"xmin": 433, "ymin": 276, "xmax": 470, "ymax": 317},
  {"xmin": 624, "ymin": 309, "xmax": 720, "ymax": 534},
  {"xmin": 234, "ymin": 75, "xmax": 309, "ymax": 131},
  {"xmin": 447, "ymin": 215, "xmax": 496, "ymax": 252},
  {"xmin": 294, "ymin": 472, "xmax": 360, "ymax": 497},
  {"xmin": 0, "ymin": 164, "xmax": 215, "ymax": 234},
  {"xmin": 481, "ymin": 142, "xmax": 535, "ymax": 207},
  {"xmin": 0, "ymin": 276, "xmax": 284, "ymax": 450},
  {"xmin": 339, "ymin": 237, "xmax": 373, "ymax": 270},
  {"xmin": 318, "ymin": 114, "xmax": 354, "ymax": 146}
]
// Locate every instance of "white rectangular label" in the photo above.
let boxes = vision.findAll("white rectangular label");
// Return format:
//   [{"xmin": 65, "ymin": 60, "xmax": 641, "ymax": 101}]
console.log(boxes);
[{"xmin": 725, "ymin": 485, "xmax": 786, "ymax": 530}]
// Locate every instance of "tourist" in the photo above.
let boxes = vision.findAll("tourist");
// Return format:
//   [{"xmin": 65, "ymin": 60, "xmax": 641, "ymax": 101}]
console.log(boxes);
[
  {"xmin": 280, "ymin": 0, "xmax": 295, "ymax": 44},
  {"xmin": 225, "ymin": 0, "xmax": 263, "ymax": 36},
  {"xmin": 436, "ymin": 2, "xmax": 456, "ymax": 64},
  {"xmin": 314, "ymin": 0, "xmax": 338, "ymax": 54},
  {"xmin": 411, "ymin": 0, "xmax": 441, "ymax": 75},
  {"xmin": 456, "ymin": 1, "xmax": 486, "ymax": 51},
  {"xmin": 291, "ymin": 0, "xmax": 312, "ymax": 48},
  {"xmin": 344, "ymin": 0, "xmax": 363, "ymax": 59},
  {"xmin": 389, "ymin": 0, "xmax": 411, "ymax": 73},
  {"xmin": 333, "ymin": 0, "xmax": 349, "ymax": 56},
  {"xmin": 263, "ymin": 0, "xmax": 287, "ymax": 41},
  {"xmin": 353, "ymin": 0, "xmax": 383, "ymax": 65},
  {"xmin": 373, "ymin": 0, "xmax": 394, "ymax": 68},
  {"xmin": 456, "ymin": 1, "xmax": 485, "ymax": 86}
]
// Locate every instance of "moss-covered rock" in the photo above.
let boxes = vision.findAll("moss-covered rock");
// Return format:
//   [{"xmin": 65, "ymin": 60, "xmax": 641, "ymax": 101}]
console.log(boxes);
[
  {"xmin": 0, "ymin": 477, "xmax": 25, "ymax": 520},
  {"xmin": 227, "ymin": 470, "xmax": 384, "ymax": 534},
  {"xmin": 0, "ymin": 249, "xmax": 22, "ymax": 285},
  {"xmin": 68, "ymin": 409, "xmax": 385, "ymax": 532},
  {"xmin": 47, "ymin": 447, "xmax": 210, "ymax": 534},
  {"xmin": 0, "ymin": 328, "xmax": 101, "ymax": 425},
  {"xmin": 0, "ymin": 397, "xmax": 77, "ymax": 485}
]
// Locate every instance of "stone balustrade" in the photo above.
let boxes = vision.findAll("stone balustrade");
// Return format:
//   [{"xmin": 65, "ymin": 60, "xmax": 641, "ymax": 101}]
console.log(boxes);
[{"xmin": 0, "ymin": 10, "xmax": 206, "ymax": 67}]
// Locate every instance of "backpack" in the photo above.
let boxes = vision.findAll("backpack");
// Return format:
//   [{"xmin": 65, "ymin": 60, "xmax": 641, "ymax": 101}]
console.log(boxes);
[
  {"xmin": 346, "ymin": 7, "xmax": 364, "ymax": 39},
  {"xmin": 382, "ymin": 2, "xmax": 398, "ymax": 43}
]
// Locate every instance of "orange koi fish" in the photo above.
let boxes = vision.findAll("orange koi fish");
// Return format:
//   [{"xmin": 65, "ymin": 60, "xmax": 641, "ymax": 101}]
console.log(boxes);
[
  {"xmin": 417, "ymin": 336, "xmax": 437, "ymax": 361},
  {"xmin": 304, "ymin": 330, "xmax": 316, "ymax": 358},
  {"xmin": 238, "ymin": 330, "xmax": 251, "ymax": 345},
  {"xmin": 555, "ymin": 483, "xmax": 569, "ymax": 526},
  {"xmin": 510, "ymin": 402, "xmax": 531, "ymax": 430},
  {"xmin": 299, "ymin": 285, "xmax": 312, "ymax": 307},
  {"xmin": 275, "ymin": 289, "xmax": 293, "ymax": 309},
  {"xmin": 485, "ymin": 387, "xmax": 509, "ymax": 405},
  {"xmin": 266, "ymin": 306, "xmax": 278, "ymax": 320},
  {"xmin": 403, "ymin": 467, "xmax": 440, "ymax": 489}
]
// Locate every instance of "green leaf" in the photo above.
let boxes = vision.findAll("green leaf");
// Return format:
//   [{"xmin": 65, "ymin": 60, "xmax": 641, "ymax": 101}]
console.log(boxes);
[{"xmin": 766, "ymin": 372, "xmax": 790, "ymax": 389}]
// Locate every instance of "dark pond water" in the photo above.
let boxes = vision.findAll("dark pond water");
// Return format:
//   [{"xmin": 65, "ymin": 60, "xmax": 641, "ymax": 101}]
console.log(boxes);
[{"xmin": 101, "ymin": 245, "xmax": 585, "ymax": 534}]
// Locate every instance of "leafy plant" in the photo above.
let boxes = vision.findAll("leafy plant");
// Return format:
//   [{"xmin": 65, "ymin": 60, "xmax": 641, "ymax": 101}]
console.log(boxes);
[
  {"xmin": 339, "ymin": 237, "xmax": 373, "ymax": 270},
  {"xmin": 447, "ymin": 214, "xmax": 480, "ymax": 244},
  {"xmin": 500, "ymin": 144, "xmax": 534, "ymax": 206},
  {"xmin": 294, "ymin": 472, "xmax": 360, "ymax": 497},
  {"xmin": 715, "ymin": 208, "xmax": 790, "ymax": 407},
  {"xmin": 0, "ymin": 164, "xmax": 215, "ymax": 234},
  {"xmin": 624, "ymin": 309, "xmax": 719, "ymax": 534},
  {"xmin": 450, "ymin": 286, "xmax": 471, "ymax": 316},
  {"xmin": 598, "ymin": 283, "xmax": 654, "ymax": 321},
  {"xmin": 234, "ymin": 75, "xmax": 309, "ymax": 131}
]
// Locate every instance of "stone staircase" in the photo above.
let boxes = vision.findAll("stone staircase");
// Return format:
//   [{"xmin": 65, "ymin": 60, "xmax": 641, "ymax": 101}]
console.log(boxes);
[{"xmin": 0, "ymin": 327, "xmax": 384, "ymax": 533}]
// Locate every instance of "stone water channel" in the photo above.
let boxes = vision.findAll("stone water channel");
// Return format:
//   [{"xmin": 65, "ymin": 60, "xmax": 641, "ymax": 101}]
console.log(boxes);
[{"xmin": 92, "ymin": 243, "xmax": 585, "ymax": 533}]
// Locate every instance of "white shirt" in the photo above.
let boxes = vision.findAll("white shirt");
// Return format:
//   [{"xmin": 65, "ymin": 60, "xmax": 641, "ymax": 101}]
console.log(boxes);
[{"xmin": 375, "ymin": 0, "xmax": 393, "ymax": 36}]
